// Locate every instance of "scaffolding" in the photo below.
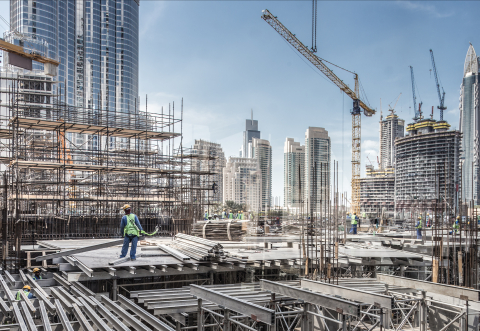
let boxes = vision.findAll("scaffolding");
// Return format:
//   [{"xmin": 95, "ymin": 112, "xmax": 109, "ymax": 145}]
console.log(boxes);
[{"xmin": 0, "ymin": 73, "xmax": 219, "ymax": 272}]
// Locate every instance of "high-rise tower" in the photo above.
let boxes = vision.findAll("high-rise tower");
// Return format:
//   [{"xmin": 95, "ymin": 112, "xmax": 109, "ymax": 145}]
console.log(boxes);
[
  {"xmin": 459, "ymin": 43, "xmax": 480, "ymax": 203},
  {"xmin": 284, "ymin": 138, "xmax": 305, "ymax": 211},
  {"xmin": 252, "ymin": 138, "xmax": 272, "ymax": 210},
  {"xmin": 304, "ymin": 127, "xmax": 330, "ymax": 213},
  {"xmin": 9, "ymin": 0, "xmax": 139, "ymax": 113},
  {"xmin": 240, "ymin": 111, "xmax": 260, "ymax": 158},
  {"xmin": 379, "ymin": 112, "xmax": 405, "ymax": 169}
]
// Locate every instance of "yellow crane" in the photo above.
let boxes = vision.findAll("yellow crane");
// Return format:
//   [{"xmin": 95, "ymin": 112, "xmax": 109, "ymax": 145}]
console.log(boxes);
[{"xmin": 261, "ymin": 9, "xmax": 375, "ymax": 214}]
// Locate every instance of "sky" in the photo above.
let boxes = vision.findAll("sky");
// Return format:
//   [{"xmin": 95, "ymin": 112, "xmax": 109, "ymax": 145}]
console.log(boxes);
[{"xmin": 0, "ymin": 1, "xmax": 479, "ymax": 205}]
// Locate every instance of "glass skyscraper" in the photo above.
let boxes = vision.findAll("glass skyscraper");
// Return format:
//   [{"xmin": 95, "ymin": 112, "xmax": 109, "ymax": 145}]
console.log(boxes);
[
  {"xmin": 459, "ymin": 43, "xmax": 480, "ymax": 203},
  {"xmin": 9, "ymin": 0, "xmax": 139, "ymax": 114}
]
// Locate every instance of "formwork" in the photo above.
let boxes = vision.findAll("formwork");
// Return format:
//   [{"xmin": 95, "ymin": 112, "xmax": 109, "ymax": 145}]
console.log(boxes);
[{"xmin": 0, "ymin": 73, "xmax": 219, "ymax": 272}]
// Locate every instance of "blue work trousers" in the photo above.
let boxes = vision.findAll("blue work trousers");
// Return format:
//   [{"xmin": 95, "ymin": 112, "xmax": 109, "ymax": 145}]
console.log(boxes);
[
  {"xmin": 416, "ymin": 229, "xmax": 422, "ymax": 239},
  {"xmin": 352, "ymin": 224, "xmax": 357, "ymax": 234},
  {"xmin": 120, "ymin": 235, "xmax": 139, "ymax": 259}
]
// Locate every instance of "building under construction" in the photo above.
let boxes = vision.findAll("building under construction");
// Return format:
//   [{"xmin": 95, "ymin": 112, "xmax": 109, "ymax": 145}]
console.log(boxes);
[
  {"xmin": 0, "ymin": 72, "xmax": 219, "ymax": 272},
  {"xmin": 395, "ymin": 119, "xmax": 461, "ymax": 217},
  {"xmin": 360, "ymin": 165, "xmax": 395, "ymax": 220}
]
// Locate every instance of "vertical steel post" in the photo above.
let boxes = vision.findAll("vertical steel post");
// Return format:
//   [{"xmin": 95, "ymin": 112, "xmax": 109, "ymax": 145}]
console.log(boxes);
[
  {"xmin": 420, "ymin": 291, "xmax": 426, "ymax": 331},
  {"xmin": 112, "ymin": 278, "xmax": 117, "ymax": 301},
  {"xmin": 197, "ymin": 298, "xmax": 203, "ymax": 331},
  {"xmin": 224, "ymin": 308, "xmax": 231, "ymax": 331}
]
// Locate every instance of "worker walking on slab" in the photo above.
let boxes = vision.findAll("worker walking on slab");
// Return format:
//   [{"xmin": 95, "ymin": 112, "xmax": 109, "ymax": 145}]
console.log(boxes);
[
  {"xmin": 416, "ymin": 216, "xmax": 422, "ymax": 239},
  {"xmin": 16, "ymin": 285, "xmax": 34, "ymax": 300},
  {"xmin": 228, "ymin": 210, "xmax": 233, "ymax": 219},
  {"xmin": 119, "ymin": 204, "xmax": 144, "ymax": 261},
  {"xmin": 222, "ymin": 209, "xmax": 227, "ymax": 219},
  {"xmin": 32, "ymin": 268, "xmax": 42, "ymax": 280}
]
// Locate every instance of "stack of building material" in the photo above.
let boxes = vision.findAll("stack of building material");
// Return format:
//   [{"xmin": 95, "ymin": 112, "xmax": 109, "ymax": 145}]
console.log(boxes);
[
  {"xmin": 191, "ymin": 220, "xmax": 246, "ymax": 241},
  {"xmin": 169, "ymin": 233, "xmax": 226, "ymax": 261}
]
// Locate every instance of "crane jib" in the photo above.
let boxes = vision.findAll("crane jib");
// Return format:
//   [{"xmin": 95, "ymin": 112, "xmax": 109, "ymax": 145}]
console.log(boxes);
[{"xmin": 261, "ymin": 9, "xmax": 375, "ymax": 116}]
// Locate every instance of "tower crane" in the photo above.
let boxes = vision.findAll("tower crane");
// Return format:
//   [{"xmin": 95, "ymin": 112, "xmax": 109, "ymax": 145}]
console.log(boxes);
[
  {"xmin": 430, "ymin": 49, "xmax": 446, "ymax": 121},
  {"xmin": 261, "ymin": 9, "xmax": 375, "ymax": 214},
  {"xmin": 388, "ymin": 93, "xmax": 402, "ymax": 114},
  {"xmin": 409, "ymin": 66, "xmax": 423, "ymax": 122}
]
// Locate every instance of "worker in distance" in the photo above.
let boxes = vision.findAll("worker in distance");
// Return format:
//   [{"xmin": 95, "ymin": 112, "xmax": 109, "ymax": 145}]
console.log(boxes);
[{"xmin": 119, "ymin": 204, "xmax": 144, "ymax": 261}]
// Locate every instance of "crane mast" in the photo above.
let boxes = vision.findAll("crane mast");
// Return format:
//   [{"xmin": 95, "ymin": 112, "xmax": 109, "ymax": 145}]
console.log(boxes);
[
  {"xmin": 261, "ymin": 9, "xmax": 375, "ymax": 215},
  {"xmin": 430, "ymin": 49, "xmax": 446, "ymax": 121}
]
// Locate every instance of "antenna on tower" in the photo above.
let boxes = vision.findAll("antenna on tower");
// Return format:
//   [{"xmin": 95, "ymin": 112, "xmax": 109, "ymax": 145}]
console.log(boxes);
[{"xmin": 251, "ymin": 109, "xmax": 253, "ymax": 124}]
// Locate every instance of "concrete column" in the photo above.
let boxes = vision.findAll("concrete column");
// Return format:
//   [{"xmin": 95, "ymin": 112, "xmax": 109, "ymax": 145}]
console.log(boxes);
[
  {"xmin": 420, "ymin": 291, "xmax": 427, "ymax": 331},
  {"xmin": 301, "ymin": 303, "xmax": 312, "ymax": 330},
  {"xmin": 176, "ymin": 321, "xmax": 181, "ymax": 331},
  {"xmin": 400, "ymin": 265, "xmax": 405, "ymax": 277}
]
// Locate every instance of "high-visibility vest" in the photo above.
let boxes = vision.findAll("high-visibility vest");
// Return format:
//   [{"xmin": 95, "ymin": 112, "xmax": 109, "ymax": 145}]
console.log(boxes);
[
  {"xmin": 124, "ymin": 214, "xmax": 140, "ymax": 236},
  {"xmin": 16, "ymin": 290, "xmax": 29, "ymax": 300},
  {"xmin": 222, "ymin": 212, "xmax": 226, "ymax": 218},
  {"xmin": 229, "ymin": 213, "xmax": 233, "ymax": 219},
  {"xmin": 416, "ymin": 220, "xmax": 422, "ymax": 229},
  {"xmin": 32, "ymin": 275, "xmax": 42, "ymax": 281},
  {"xmin": 453, "ymin": 221, "xmax": 460, "ymax": 232},
  {"xmin": 351, "ymin": 216, "xmax": 358, "ymax": 225}
]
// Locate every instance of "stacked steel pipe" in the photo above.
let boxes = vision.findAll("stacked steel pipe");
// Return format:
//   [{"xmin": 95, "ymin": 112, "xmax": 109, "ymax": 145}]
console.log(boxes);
[
  {"xmin": 191, "ymin": 220, "xmax": 245, "ymax": 241},
  {"xmin": 169, "ymin": 233, "xmax": 226, "ymax": 261}
]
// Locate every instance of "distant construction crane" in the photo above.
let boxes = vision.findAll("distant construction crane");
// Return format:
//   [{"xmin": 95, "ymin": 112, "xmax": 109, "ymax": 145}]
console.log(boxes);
[
  {"xmin": 388, "ymin": 93, "xmax": 402, "ymax": 114},
  {"xmin": 261, "ymin": 9, "xmax": 375, "ymax": 215},
  {"xmin": 409, "ymin": 66, "xmax": 423, "ymax": 122},
  {"xmin": 430, "ymin": 49, "xmax": 446, "ymax": 121}
]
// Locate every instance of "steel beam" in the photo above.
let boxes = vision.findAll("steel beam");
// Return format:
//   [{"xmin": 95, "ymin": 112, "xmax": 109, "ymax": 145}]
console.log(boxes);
[
  {"xmin": 19, "ymin": 291, "xmax": 36, "ymax": 314},
  {"xmin": 72, "ymin": 303, "xmax": 94, "ymax": 331},
  {"xmin": 118, "ymin": 294, "xmax": 175, "ymax": 331},
  {"xmin": 158, "ymin": 244, "xmax": 191, "ymax": 261},
  {"xmin": 35, "ymin": 239, "xmax": 124, "ymax": 261},
  {"xmin": 261, "ymin": 280, "xmax": 361, "ymax": 317},
  {"xmin": 38, "ymin": 301, "xmax": 52, "ymax": 331},
  {"xmin": 33, "ymin": 288, "xmax": 55, "ymax": 314},
  {"xmin": 109, "ymin": 256, "xmax": 130, "ymax": 265},
  {"xmin": 301, "ymin": 279, "xmax": 393, "ymax": 308},
  {"xmin": 53, "ymin": 274, "xmax": 71, "ymax": 289},
  {"xmin": 4, "ymin": 270, "xmax": 16, "ymax": 286},
  {"xmin": 54, "ymin": 299, "xmax": 74, "ymax": 331},
  {"xmin": 377, "ymin": 273, "xmax": 480, "ymax": 301},
  {"xmin": 190, "ymin": 284, "xmax": 275, "ymax": 325},
  {"xmin": 12, "ymin": 302, "xmax": 28, "ymax": 331},
  {"xmin": 50, "ymin": 288, "xmax": 73, "ymax": 312},
  {"xmin": 77, "ymin": 297, "xmax": 112, "ymax": 331},
  {"xmin": 0, "ymin": 274, "xmax": 15, "ymax": 303},
  {"xmin": 70, "ymin": 286, "xmax": 97, "ymax": 308},
  {"xmin": 89, "ymin": 296, "xmax": 130, "ymax": 331},
  {"xmin": 25, "ymin": 274, "xmax": 49, "ymax": 299},
  {"xmin": 72, "ymin": 281, "xmax": 95, "ymax": 297},
  {"xmin": 0, "ymin": 295, "xmax": 10, "ymax": 317},
  {"xmin": 100, "ymin": 295, "xmax": 152, "ymax": 331},
  {"xmin": 19, "ymin": 301, "xmax": 37, "ymax": 331}
]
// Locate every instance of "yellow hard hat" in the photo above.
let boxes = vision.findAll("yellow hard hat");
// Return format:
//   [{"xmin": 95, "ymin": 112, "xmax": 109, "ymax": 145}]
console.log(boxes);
[
  {"xmin": 33, "ymin": 268, "xmax": 40, "ymax": 273},
  {"xmin": 122, "ymin": 204, "xmax": 131, "ymax": 210},
  {"xmin": 418, "ymin": 216, "xmax": 422, "ymax": 219},
  {"xmin": 456, "ymin": 216, "xmax": 460, "ymax": 219},
  {"xmin": 23, "ymin": 285, "xmax": 31, "ymax": 290},
  {"xmin": 427, "ymin": 213, "xmax": 429, "ymax": 215}
]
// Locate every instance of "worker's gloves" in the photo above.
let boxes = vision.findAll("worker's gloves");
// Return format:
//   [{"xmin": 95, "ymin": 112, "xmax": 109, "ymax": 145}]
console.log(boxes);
[{"xmin": 141, "ymin": 230, "xmax": 146, "ymax": 234}]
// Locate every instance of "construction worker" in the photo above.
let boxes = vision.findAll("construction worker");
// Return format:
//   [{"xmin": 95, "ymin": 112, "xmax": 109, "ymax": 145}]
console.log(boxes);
[
  {"xmin": 222, "ymin": 209, "xmax": 227, "ymax": 219},
  {"xmin": 228, "ymin": 210, "xmax": 233, "ymax": 219},
  {"xmin": 426, "ymin": 213, "xmax": 431, "ymax": 228},
  {"xmin": 32, "ymin": 268, "xmax": 42, "ymax": 280},
  {"xmin": 416, "ymin": 216, "xmax": 422, "ymax": 239},
  {"xmin": 204, "ymin": 210, "xmax": 209, "ymax": 220},
  {"xmin": 119, "ymin": 204, "xmax": 144, "ymax": 261},
  {"xmin": 451, "ymin": 216, "xmax": 460, "ymax": 235},
  {"xmin": 237, "ymin": 211, "xmax": 243, "ymax": 220},
  {"xmin": 16, "ymin": 285, "xmax": 34, "ymax": 300},
  {"xmin": 351, "ymin": 213, "xmax": 358, "ymax": 234}
]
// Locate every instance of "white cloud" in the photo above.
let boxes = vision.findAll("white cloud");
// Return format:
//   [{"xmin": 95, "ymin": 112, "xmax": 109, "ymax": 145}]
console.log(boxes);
[{"xmin": 396, "ymin": 1, "xmax": 454, "ymax": 19}]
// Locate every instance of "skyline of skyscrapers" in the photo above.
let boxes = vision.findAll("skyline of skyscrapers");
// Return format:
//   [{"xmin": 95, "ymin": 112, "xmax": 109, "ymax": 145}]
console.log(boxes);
[
  {"xmin": 223, "ymin": 157, "xmax": 261, "ymax": 212},
  {"xmin": 240, "ymin": 111, "xmax": 260, "ymax": 158},
  {"xmin": 459, "ymin": 43, "xmax": 480, "ymax": 204}
]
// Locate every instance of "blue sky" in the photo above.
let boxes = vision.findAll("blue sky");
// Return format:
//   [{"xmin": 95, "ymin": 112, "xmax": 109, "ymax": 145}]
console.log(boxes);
[{"xmin": 1, "ymin": 1, "xmax": 479, "ymax": 204}]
